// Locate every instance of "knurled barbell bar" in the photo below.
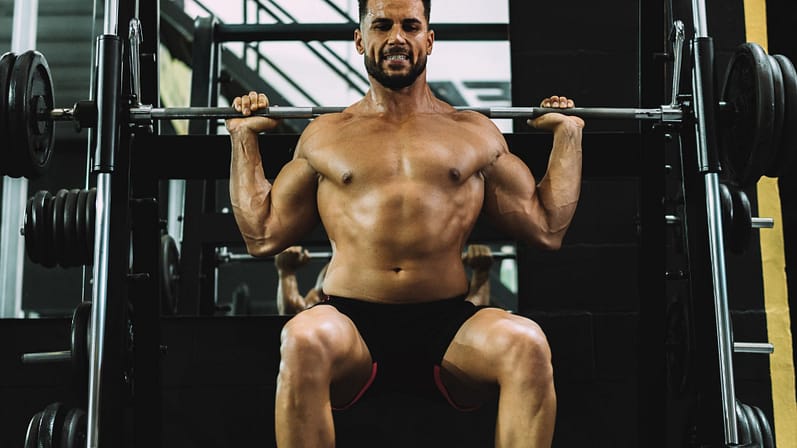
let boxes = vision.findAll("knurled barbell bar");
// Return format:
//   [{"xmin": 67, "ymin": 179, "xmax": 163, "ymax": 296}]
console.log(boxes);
[
  {"xmin": 1, "ymin": 42, "xmax": 794, "ymax": 187},
  {"xmin": 215, "ymin": 246, "xmax": 517, "ymax": 264}
]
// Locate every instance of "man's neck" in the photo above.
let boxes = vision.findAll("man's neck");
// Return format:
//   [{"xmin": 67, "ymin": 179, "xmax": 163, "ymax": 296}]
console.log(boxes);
[{"xmin": 362, "ymin": 76, "xmax": 441, "ymax": 115}]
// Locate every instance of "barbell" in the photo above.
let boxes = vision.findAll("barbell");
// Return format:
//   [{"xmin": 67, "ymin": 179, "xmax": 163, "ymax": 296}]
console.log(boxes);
[
  {"xmin": 1, "ymin": 42, "xmax": 794, "ymax": 186},
  {"xmin": 215, "ymin": 246, "xmax": 517, "ymax": 264}
]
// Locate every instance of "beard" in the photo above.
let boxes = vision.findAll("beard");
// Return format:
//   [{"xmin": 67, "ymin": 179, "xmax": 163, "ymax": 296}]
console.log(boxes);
[{"xmin": 364, "ymin": 51, "xmax": 427, "ymax": 90}]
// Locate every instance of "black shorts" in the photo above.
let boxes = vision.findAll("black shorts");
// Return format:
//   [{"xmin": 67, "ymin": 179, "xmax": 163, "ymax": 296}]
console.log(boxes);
[{"xmin": 316, "ymin": 295, "xmax": 487, "ymax": 411}]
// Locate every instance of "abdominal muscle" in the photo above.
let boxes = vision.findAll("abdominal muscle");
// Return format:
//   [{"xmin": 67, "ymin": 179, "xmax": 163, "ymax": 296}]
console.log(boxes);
[{"xmin": 318, "ymin": 180, "xmax": 479, "ymax": 303}]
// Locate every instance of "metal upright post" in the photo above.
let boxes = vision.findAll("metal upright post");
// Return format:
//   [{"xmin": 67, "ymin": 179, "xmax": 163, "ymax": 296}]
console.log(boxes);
[{"xmin": 689, "ymin": 0, "xmax": 738, "ymax": 444}]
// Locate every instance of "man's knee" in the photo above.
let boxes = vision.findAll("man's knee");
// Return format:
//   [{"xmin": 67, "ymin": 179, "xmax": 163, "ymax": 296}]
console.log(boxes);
[
  {"xmin": 280, "ymin": 308, "xmax": 346, "ymax": 367},
  {"xmin": 491, "ymin": 316, "xmax": 553, "ymax": 384}
]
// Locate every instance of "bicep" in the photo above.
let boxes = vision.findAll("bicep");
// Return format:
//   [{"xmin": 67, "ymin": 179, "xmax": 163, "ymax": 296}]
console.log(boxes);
[
  {"xmin": 482, "ymin": 151, "xmax": 548, "ymax": 243},
  {"xmin": 268, "ymin": 157, "xmax": 320, "ymax": 244}
]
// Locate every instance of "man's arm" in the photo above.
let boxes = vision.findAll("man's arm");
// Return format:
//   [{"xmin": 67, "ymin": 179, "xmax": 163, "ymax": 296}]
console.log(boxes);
[
  {"xmin": 463, "ymin": 244, "xmax": 493, "ymax": 307},
  {"xmin": 275, "ymin": 246, "xmax": 312, "ymax": 315},
  {"xmin": 482, "ymin": 96, "xmax": 584, "ymax": 249},
  {"xmin": 227, "ymin": 92, "xmax": 320, "ymax": 256}
]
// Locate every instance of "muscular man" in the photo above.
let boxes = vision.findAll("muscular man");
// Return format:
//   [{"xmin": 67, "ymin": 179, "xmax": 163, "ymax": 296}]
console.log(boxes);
[
  {"xmin": 276, "ymin": 244, "xmax": 494, "ymax": 314},
  {"xmin": 226, "ymin": 0, "xmax": 583, "ymax": 446}
]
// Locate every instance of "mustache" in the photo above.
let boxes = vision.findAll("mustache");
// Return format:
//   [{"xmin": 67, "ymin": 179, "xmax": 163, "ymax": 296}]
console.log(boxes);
[{"xmin": 382, "ymin": 47, "xmax": 411, "ymax": 57}]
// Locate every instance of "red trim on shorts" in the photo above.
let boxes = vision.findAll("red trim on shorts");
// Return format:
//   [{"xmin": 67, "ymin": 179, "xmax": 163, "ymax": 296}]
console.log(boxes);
[
  {"xmin": 433, "ymin": 365, "xmax": 481, "ymax": 412},
  {"xmin": 332, "ymin": 362, "xmax": 378, "ymax": 411}
]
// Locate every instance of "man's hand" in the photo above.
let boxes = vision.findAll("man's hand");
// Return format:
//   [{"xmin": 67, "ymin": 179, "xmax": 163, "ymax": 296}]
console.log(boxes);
[
  {"xmin": 463, "ymin": 244, "xmax": 494, "ymax": 272},
  {"xmin": 275, "ymin": 246, "xmax": 310, "ymax": 274},
  {"xmin": 528, "ymin": 95, "xmax": 585, "ymax": 131},
  {"xmin": 226, "ymin": 91, "xmax": 282, "ymax": 134}
]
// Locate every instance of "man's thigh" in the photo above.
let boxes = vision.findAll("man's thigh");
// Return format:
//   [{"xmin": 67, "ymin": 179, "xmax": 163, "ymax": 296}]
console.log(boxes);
[{"xmin": 438, "ymin": 308, "xmax": 547, "ymax": 406}]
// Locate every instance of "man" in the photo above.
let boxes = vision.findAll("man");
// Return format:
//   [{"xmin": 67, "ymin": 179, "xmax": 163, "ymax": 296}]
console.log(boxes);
[
  {"xmin": 225, "ymin": 0, "xmax": 583, "ymax": 446},
  {"xmin": 275, "ymin": 244, "xmax": 495, "ymax": 314}
]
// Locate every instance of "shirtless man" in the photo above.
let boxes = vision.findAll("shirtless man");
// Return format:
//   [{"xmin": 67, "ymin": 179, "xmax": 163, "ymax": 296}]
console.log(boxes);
[
  {"xmin": 275, "ymin": 244, "xmax": 494, "ymax": 314},
  {"xmin": 225, "ymin": 0, "xmax": 583, "ymax": 446}
]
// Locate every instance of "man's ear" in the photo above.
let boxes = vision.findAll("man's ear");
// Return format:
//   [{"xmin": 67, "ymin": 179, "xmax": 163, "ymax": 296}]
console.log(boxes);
[
  {"xmin": 355, "ymin": 28, "xmax": 364, "ymax": 54},
  {"xmin": 426, "ymin": 29, "xmax": 434, "ymax": 55}
]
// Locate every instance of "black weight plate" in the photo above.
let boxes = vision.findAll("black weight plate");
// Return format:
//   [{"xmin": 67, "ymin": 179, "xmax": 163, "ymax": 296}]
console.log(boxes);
[
  {"xmin": 71, "ymin": 301, "xmax": 91, "ymax": 406},
  {"xmin": 7, "ymin": 50, "xmax": 54, "ymax": 178},
  {"xmin": 728, "ymin": 186, "xmax": 753, "ymax": 254},
  {"xmin": 24, "ymin": 193, "xmax": 40, "ymax": 264},
  {"xmin": 720, "ymin": 42, "xmax": 776, "ymax": 187},
  {"xmin": 750, "ymin": 405, "xmax": 775, "ymax": 448},
  {"xmin": 37, "ymin": 402, "xmax": 66, "ymax": 448},
  {"xmin": 719, "ymin": 182, "xmax": 733, "ymax": 243},
  {"xmin": 772, "ymin": 54, "xmax": 797, "ymax": 177},
  {"xmin": 60, "ymin": 408, "xmax": 87, "ymax": 448},
  {"xmin": 0, "ymin": 52, "xmax": 16, "ymax": 175},
  {"xmin": 62, "ymin": 189, "xmax": 80, "ymax": 268},
  {"xmin": 75, "ymin": 189, "xmax": 88, "ymax": 266},
  {"xmin": 741, "ymin": 403, "xmax": 763, "ymax": 447},
  {"xmin": 33, "ymin": 190, "xmax": 58, "ymax": 268},
  {"xmin": 160, "ymin": 234, "xmax": 180, "ymax": 315},
  {"xmin": 86, "ymin": 188, "xmax": 96, "ymax": 263},
  {"xmin": 24, "ymin": 411, "xmax": 43, "ymax": 448},
  {"xmin": 735, "ymin": 401, "xmax": 752, "ymax": 446},
  {"xmin": 764, "ymin": 55, "xmax": 785, "ymax": 177},
  {"xmin": 52, "ymin": 189, "xmax": 69, "ymax": 267}
]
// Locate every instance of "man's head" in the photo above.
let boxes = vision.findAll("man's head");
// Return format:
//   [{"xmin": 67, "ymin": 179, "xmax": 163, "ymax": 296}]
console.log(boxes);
[
  {"xmin": 358, "ymin": 0, "xmax": 430, "ymax": 25},
  {"xmin": 355, "ymin": 0, "xmax": 434, "ymax": 90}
]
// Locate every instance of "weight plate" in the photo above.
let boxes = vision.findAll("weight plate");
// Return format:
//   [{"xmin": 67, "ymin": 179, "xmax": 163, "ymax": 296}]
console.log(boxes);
[
  {"xmin": 75, "ymin": 190, "xmax": 88, "ymax": 266},
  {"xmin": 37, "ymin": 402, "xmax": 66, "ymax": 448},
  {"xmin": 60, "ymin": 408, "xmax": 87, "ymax": 448},
  {"xmin": 772, "ymin": 54, "xmax": 797, "ymax": 177},
  {"xmin": 764, "ymin": 55, "xmax": 785, "ymax": 177},
  {"xmin": 160, "ymin": 234, "xmax": 180, "ymax": 315},
  {"xmin": 52, "ymin": 189, "xmax": 69, "ymax": 267},
  {"xmin": 32, "ymin": 190, "xmax": 57, "ymax": 269},
  {"xmin": 719, "ymin": 182, "xmax": 733, "ymax": 243},
  {"xmin": 720, "ymin": 42, "xmax": 776, "ymax": 187},
  {"xmin": 0, "ymin": 52, "xmax": 16, "ymax": 176},
  {"xmin": 62, "ymin": 189, "xmax": 80, "ymax": 268},
  {"xmin": 24, "ymin": 194, "xmax": 39, "ymax": 264},
  {"xmin": 7, "ymin": 50, "xmax": 55, "ymax": 178},
  {"xmin": 741, "ymin": 403, "xmax": 764, "ymax": 447},
  {"xmin": 728, "ymin": 186, "xmax": 753, "ymax": 254},
  {"xmin": 735, "ymin": 401, "xmax": 752, "ymax": 446},
  {"xmin": 24, "ymin": 411, "xmax": 43, "ymax": 448},
  {"xmin": 86, "ymin": 188, "xmax": 96, "ymax": 263},
  {"xmin": 71, "ymin": 301, "xmax": 91, "ymax": 407},
  {"xmin": 750, "ymin": 405, "xmax": 775, "ymax": 448}
]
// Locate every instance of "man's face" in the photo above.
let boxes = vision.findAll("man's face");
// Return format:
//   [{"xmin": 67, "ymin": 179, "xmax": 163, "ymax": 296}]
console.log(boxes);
[{"xmin": 355, "ymin": 0, "xmax": 434, "ymax": 90}]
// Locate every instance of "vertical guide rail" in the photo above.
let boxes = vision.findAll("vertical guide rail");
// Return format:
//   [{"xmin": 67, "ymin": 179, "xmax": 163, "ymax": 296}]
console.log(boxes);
[
  {"xmin": 690, "ymin": 0, "xmax": 738, "ymax": 444},
  {"xmin": 87, "ymin": 0, "xmax": 123, "ymax": 446}
]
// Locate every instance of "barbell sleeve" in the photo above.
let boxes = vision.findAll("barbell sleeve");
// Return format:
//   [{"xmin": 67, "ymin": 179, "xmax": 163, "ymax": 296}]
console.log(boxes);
[
  {"xmin": 733, "ymin": 342, "xmax": 774, "ymax": 354},
  {"xmin": 664, "ymin": 215, "xmax": 774, "ymax": 229},
  {"xmin": 21, "ymin": 350, "xmax": 72, "ymax": 363}
]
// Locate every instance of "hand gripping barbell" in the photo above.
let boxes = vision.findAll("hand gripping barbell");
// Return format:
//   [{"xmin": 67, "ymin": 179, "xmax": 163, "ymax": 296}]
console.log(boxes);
[{"xmin": 1, "ymin": 42, "xmax": 794, "ymax": 185}]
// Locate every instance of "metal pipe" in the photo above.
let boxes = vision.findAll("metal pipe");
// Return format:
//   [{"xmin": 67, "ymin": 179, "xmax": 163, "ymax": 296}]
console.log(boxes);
[
  {"xmin": 705, "ymin": 172, "xmax": 739, "ymax": 444},
  {"xmin": 87, "ymin": 173, "xmax": 112, "ymax": 448},
  {"xmin": 733, "ymin": 342, "xmax": 774, "ymax": 354},
  {"xmin": 665, "ymin": 215, "xmax": 775, "ymax": 229},
  {"xmin": 21, "ymin": 350, "xmax": 72, "ymax": 363}
]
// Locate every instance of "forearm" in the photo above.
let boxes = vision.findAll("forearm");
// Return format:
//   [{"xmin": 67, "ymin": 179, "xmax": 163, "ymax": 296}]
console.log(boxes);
[
  {"xmin": 229, "ymin": 128, "xmax": 274, "ymax": 253},
  {"xmin": 277, "ymin": 273, "xmax": 305, "ymax": 315},
  {"xmin": 466, "ymin": 270, "xmax": 491, "ymax": 307},
  {"xmin": 536, "ymin": 123, "xmax": 583, "ymax": 235}
]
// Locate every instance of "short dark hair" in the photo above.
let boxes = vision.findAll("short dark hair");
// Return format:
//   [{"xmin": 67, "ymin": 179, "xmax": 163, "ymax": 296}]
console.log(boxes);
[{"xmin": 358, "ymin": 0, "xmax": 431, "ymax": 26}]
